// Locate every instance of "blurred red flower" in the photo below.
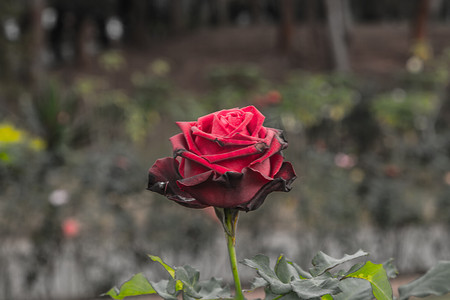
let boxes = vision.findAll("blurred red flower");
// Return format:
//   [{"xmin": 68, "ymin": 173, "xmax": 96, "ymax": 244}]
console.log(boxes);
[{"xmin": 62, "ymin": 218, "xmax": 80, "ymax": 238}]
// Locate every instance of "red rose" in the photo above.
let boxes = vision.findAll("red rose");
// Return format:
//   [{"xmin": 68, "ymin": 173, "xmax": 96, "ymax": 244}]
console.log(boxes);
[{"xmin": 147, "ymin": 106, "xmax": 296, "ymax": 211}]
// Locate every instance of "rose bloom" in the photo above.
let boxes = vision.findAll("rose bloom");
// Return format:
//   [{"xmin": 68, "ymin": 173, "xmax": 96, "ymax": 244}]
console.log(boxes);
[{"xmin": 148, "ymin": 106, "xmax": 296, "ymax": 211}]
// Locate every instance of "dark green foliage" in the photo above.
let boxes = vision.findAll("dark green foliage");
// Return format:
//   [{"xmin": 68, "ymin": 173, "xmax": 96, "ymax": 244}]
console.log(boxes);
[
  {"xmin": 398, "ymin": 261, "xmax": 450, "ymax": 300},
  {"xmin": 106, "ymin": 254, "xmax": 230, "ymax": 300},
  {"xmin": 242, "ymin": 250, "xmax": 389, "ymax": 300}
]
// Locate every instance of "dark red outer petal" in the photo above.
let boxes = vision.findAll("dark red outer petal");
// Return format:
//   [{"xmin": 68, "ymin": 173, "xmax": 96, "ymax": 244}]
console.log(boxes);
[
  {"xmin": 147, "ymin": 157, "xmax": 208, "ymax": 208},
  {"xmin": 237, "ymin": 161, "xmax": 297, "ymax": 211},
  {"xmin": 176, "ymin": 161, "xmax": 297, "ymax": 211},
  {"xmin": 170, "ymin": 133, "xmax": 189, "ymax": 153}
]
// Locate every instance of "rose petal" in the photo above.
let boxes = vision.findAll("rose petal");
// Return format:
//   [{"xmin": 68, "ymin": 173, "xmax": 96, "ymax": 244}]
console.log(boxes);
[
  {"xmin": 192, "ymin": 127, "xmax": 264, "ymax": 145},
  {"xmin": 249, "ymin": 152, "xmax": 285, "ymax": 179},
  {"xmin": 211, "ymin": 114, "xmax": 230, "ymax": 136},
  {"xmin": 170, "ymin": 133, "xmax": 188, "ymax": 153},
  {"xmin": 177, "ymin": 168, "xmax": 271, "ymax": 208},
  {"xmin": 250, "ymin": 128, "xmax": 287, "ymax": 166},
  {"xmin": 175, "ymin": 122, "xmax": 201, "ymax": 154},
  {"xmin": 180, "ymin": 156, "xmax": 210, "ymax": 177},
  {"xmin": 176, "ymin": 150, "xmax": 232, "ymax": 174},
  {"xmin": 242, "ymin": 106, "xmax": 265, "ymax": 137},
  {"xmin": 177, "ymin": 162, "xmax": 296, "ymax": 211},
  {"xmin": 226, "ymin": 111, "xmax": 253, "ymax": 137},
  {"xmin": 237, "ymin": 161, "xmax": 297, "ymax": 211},
  {"xmin": 268, "ymin": 153, "xmax": 284, "ymax": 178},
  {"xmin": 274, "ymin": 161, "xmax": 297, "ymax": 183},
  {"xmin": 248, "ymin": 158, "xmax": 272, "ymax": 178},
  {"xmin": 202, "ymin": 143, "xmax": 268, "ymax": 163},
  {"xmin": 197, "ymin": 112, "xmax": 215, "ymax": 132},
  {"xmin": 147, "ymin": 157, "xmax": 207, "ymax": 208}
]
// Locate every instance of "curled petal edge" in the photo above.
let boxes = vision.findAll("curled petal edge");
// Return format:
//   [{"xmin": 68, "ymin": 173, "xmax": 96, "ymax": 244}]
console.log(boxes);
[
  {"xmin": 147, "ymin": 158, "xmax": 296, "ymax": 211},
  {"xmin": 147, "ymin": 157, "xmax": 208, "ymax": 209},
  {"xmin": 237, "ymin": 161, "xmax": 297, "ymax": 211}
]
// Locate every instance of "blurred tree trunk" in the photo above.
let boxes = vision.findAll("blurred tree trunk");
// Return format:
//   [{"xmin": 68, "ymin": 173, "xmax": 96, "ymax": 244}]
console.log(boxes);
[
  {"xmin": 199, "ymin": 0, "xmax": 211, "ymax": 27},
  {"xmin": 430, "ymin": 0, "xmax": 443, "ymax": 19},
  {"xmin": 120, "ymin": 0, "xmax": 148, "ymax": 46},
  {"xmin": 250, "ymin": 0, "xmax": 262, "ymax": 24},
  {"xmin": 411, "ymin": 0, "xmax": 432, "ymax": 60},
  {"xmin": 74, "ymin": 16, "xmax": 92, "ymax": 67},
  {"xmin": 412, "ymin": 0, "xmax": 430, "ymax": 41},
  {"xmin": 216, "ymin": 0, "xmax": 229, "ymax": 25},
  {"xmin": 278, "ymin": 0, "xmax": 294, "ymax": 53},
  {"xmin": 26, "ymin": 0, "xmax": 46, "ymax": 88},
  {"xmin": 342, "ymin": 0, "xmax": 353, "ymax": 36},
  {"xmin": 325, "ymin": 0, "xmax": 350, "ymax": 72},
  {"xmin": 169, "ymin": 0, "xmax": 185, "ymax": 33},
  {"xmin": 306, "ymin": 0, "xmax": 329, "ymax": 69}
]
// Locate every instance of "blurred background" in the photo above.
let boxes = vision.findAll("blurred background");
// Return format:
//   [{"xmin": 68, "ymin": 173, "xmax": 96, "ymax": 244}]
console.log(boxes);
[{"xmin": 1, "ymin": 0, "xmax": 450, "ymax": 299}]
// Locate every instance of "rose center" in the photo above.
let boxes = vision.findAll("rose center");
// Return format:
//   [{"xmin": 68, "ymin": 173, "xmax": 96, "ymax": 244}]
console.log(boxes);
[{"xmin": 221, "ymin": 112, "xmax": 244, "ymax": 129}]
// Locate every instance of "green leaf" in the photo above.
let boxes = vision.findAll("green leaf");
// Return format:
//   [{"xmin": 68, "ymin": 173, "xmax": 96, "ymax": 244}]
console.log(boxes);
[
  {"xmin": 148, "ymin": 254, "xmax": 183, "ymax": 291},
  {"xmin": 334, "ymin": 278, "xmax": 374, "ymax": 300},
  {"xmin": 342, "ymin": 263, "xmax": 365, "ymax": 277},
  {"xmin": 105, "ymin": 273, "xmax": 156, "ymax": 299},
  {"xmin": 264, "ymin": 289, "xmax": 299, "ymax": 300},
  {"xmin": 166, "ymin": 276, "xmax": 178, "ymax": 295},
  {"xmin": 175, "ymin": 266, "xmax": 202, "ymax": 298},
  {"xmin": 398, "ymin": 260, "xmax": 450, "ymax": 300},
  {"xmin": 196, "ymin": 277, "xmax": 231, "ymax": 299},
  {"xmin": 250, "ymin": 276, "xmax": 268, "ymax": 289},
  {"xmin": 288, "ymin": 261, "xmax": 312, "ymax": 279},
  {"xmin": 176, "ymin": 265, "xmax": 200, "ymax": 285},
  {"xmin": 241, "ymin": 254, "xmax": 292, "ymax": 294},
  {"xmin": 150, "ymin": 279, "xmax": 179, "ymax": 300},
  {"xmin": 276, "ymin": 255, "xmax": 301, "ymax": 283},
  {"xmin": 345, "ymin": 261, "xmax": 392, "ymax": 300},
  {"xmin": 290, "ymin": 275, "xmax": 341, "ymax": 299},
  {"xmin": 382, "ymin": 259, "xmax": 398, "ymax": 279},
  {"xmin": 149, "ymin": 254, "xmax": 176, "ymax": 278},
  {"xmin": 310, "ymin": 249, "xmax": 369, "ymax": 277},
  {"xmin": 321, "ymin": 294, "xmax": 334, "ymax": 300}
]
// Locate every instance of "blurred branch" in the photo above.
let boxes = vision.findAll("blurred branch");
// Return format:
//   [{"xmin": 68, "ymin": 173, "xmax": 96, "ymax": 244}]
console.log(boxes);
[
  {"xmin": 26, "ymin": 0, "xmax": 46, "ymax": 88},
  {"xmin": 325, "ymin": 0, "xmax": 351, "ymax": 73},
  {"xmin": 278, "ymin": 0, "xmax": 294, "ymax": 54}
]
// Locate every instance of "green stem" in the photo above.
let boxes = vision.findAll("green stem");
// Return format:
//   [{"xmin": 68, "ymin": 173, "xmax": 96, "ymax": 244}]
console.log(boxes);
[{"xmin": 224, "ymin": 208, "xmax": 245, "ymax": 300}]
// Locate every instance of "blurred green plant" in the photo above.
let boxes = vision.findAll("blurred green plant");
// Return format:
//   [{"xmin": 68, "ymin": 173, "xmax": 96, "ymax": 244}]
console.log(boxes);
[
  {"xmin": 0, "ymin": 122, "xmax": 46, "ymax": 175},
  {"xmin": 207, "ymin": 64, "xmax": 264, "ymax": 91},
  {"xmin": 298, "ymin": 149, "xmax": 362, "ymax": 229},
  {"xmin": 279, "ymin": 73, "xmax": 358, "ymax": 128},
  {"xmin": 99, "ymin": 50, "xmax": 127, "ymax": 72},
  {"xmin": 371, "ymin": 89, "xmax": 437, "ymax": 132},
  {"xmin": 203, "ymin": 64, "xmax": 267, "ymax": 111},
  {"xmin": 21, "ymin": 79, "xmax": 90, "ymax": 163}
]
